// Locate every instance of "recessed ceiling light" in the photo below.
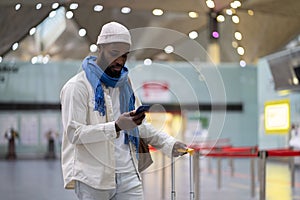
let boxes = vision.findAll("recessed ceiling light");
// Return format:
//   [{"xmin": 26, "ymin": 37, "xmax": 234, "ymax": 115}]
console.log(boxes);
[
  {"xmin": 42, "ymin": 55, "xmax": 50, "ymax": 64},
  {"xmin": 94, "ymin": 5, "xmax": 103, "ymax": 12},
  {"xmin": 90, "ymin": 44, "xmax": 98, "ymax": 52},
  {"xmin": 164, "ymin": 45, "xmax": 174, "ymax": 54},
  {"xmin": 29, "ymin": 27, "xmax": 36, "ymax": 35},
  {"xmin": 52, "ymin": 3, "xmax": 59, "ymax": 9},
  {"xmin": 121, "ymin": 7, "xmax": 131, "ymax": 14},
  {"xmin": 36, "ymin": 3, "xmax": 42, "ymax": 10},
  {"xmin": 152, "ymin": 9, "xmax": 163, "ymax": 16},
  {"xmin": 240, "ymin": 60, "xmax": 246, "ymax": 67},
  {"xmin": 226, "ymin": 9, "xmax": 233, "ymax": 16},
  {"xmin": 66, "ymin": 11, "xmax": 74, "ymax": 19},
  {"xmin": 234, "ymin": 31, "xmax": 242, "ymax": 40},
  {"xmin": 232, "ymin": 41, "xmax": 238, "ymax": 48},
  {"xmin": 231, "ymin": 1, "xmax": 241, "ymax": 9},
  {"xmin": 31, "ymin": 56, "xmax": 38, "ymax": 64},
  {"xmin": 248, "ymin": 10, "xmax": 254, "ymax": 16},
  {"xmin": 144, "ymin": 58, "xmax": 152, "ymax": 65},
  {"xmin": 49, "ymin": 10, "xmax": 57, "ymax": 18},
  {"xmin": 188, "ymin": 12, "xmax": 198, "ymax": 18},
  {"xmin": 216, "ymin": 15, "xmax": 225, "ymax": 22},
  {"xmin": 232, "ymin": 15, "xmax": 240, "ymax": 23},
  {"xmin": 70, "ymin": 3, "xmax": 78, "ymax": 10},
  {"xmin": 12, "ymin": 42, "xmax": 19, "ymax": 51},
  {"xmin": 15, "ymin": 4, "xmax": 21, "ymax": 11},
  {"xmin": 206, "ymin": 0, "xmax": 215, "ymax": 8},
  {"xmin": 237, "ymin": 46, "xmax": 245, "ymax": 55},
  {"xmin": 78, "ymin": 28, "xmax": 87, "ymax": 37},
  {"xmin": 189, "ymin": 31, "xmax": 198, "ymax": 39}
]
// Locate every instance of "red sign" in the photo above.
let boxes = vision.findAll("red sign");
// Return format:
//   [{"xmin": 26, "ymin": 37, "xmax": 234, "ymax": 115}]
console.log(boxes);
[{"xmin": 142, "ymin": 81, "xmax": 170, "ymax": 102}]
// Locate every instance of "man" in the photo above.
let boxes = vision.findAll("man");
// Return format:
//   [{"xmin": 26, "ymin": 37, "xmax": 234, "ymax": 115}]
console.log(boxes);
[{"xmin": 60, "ymin": 21, "xmax": 187, "ymax": 200}]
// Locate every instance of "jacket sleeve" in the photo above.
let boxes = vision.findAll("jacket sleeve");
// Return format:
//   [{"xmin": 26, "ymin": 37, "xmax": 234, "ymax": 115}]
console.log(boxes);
[
  {"xmin": 133, "ymin": 94, "xmax": 176, "ymax": 157},
  {"xmin": 60, "ymin": 81, "xmax": 117, "ymax": 144},
  {"xmin": 138, "ymin": 122, "xmax": 177, "ymax": 158}
]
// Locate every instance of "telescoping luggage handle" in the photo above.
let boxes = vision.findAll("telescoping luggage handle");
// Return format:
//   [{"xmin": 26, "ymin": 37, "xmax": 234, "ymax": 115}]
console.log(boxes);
[{"xmin": 171, "ymin": 148, "xmax": 195, "ymax": 200}]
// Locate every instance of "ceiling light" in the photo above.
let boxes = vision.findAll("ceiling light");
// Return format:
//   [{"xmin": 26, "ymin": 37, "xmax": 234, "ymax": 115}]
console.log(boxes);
[
  {"xmin": 189, "ymin": 31, "xmax": 198, "ymax": 39},
  {"xmin": 230, "ymin": 2, "xmax": 237, "ymax": 8},
  {"xmin": 216, "ymin": 15, "xmax": 225, "ymax": 22},
  {"xmin": 232, "ymin": 15, "xmax": 240, "ymax": 23},
  {"xmin": 94, "ymin": 5, "xmax": 103, "ymax": 12},
  {"xmin": 52, "ymin": 3, "xmax": 59, "ymax": 9},
  {"xmin": 144, "ymin": 58, "xmax": 152, "ymax": 66},
  {"xmin": 237, "ymin": 46, "xmax": 245, "ymax": 55},
  {"xmin": 66, "ymin": 11, "xmax": 74, "ymax": 19},
  {"xmin": 234, "ymin": 31, "xmax": 242, "ymax": 40},
  {"xmin": 12, "ymin": 43, "xmax": 19, "ymax": 51},
  {"xmin": 152, "ymin": 9, "xmax": 163, "ymax": 16},
  {"xmin": 35, "ymin": 55, "xmax": 42, "ymax": 63},
  {"xmin": 206, "ymin": 0, "xmax": 215, "ymax": 8},
  {"xmin": 212, "ymin": 31, "xmax": 219, "ymax": 39},
  {"xmin": 232, "ymin": 41, "xmax": 238, "ymax": 48},
  {"xmin": 49, "ymin": 10, "xmax": 57, "ymax": 18},
  {"xmin": 70, "ymin": 3, "xmax": 78, "ymax": 10},
  {"xmin": 248, "ymin": 10, "xmax": 254, "ymax": 16},
  {"xmin": 235, "ymin": 1, "xmax": 242, "ymax": 7},
  {"xmin": 36, "ymin": 3, "xmax": 42, "ymax": 10},
  {"xmin": 293, "ymin": 77, "xmax": 299, "ymax": 85},
  {"xmin": 31, "ymin": 56, "xmax": 38, "ymax": 64},
  {"xmin": 42, "ymin": 55, "xmax": 50, "ymax": 64},
  {"xmin": 164, "ymin": 45, "xmax": 174, "ymax": 54},
  {"xmin": 78, "ymin": 28, "xmax": 87, "ymax": 37},
  {"xmin": 188, "ymin": 12, "xmax": 198, "ymax": 18},
  {"xmin": 29, "ymin": 27, "xmax": 36, "ymax": 35},
  {"xmin": 225, "ymin": 9, "xmax": 236, "ymax": 15},
  {"xmin": 240, "ymin": 60, "xmax": 246, "ymax": 67},
  {"xmin": 90, "ymin": 44, "xmax": 98, "ymax": 52},
  {"xmin": 121, "ymin": 7, "xmax": 131, "ymax": 14},
  {"xmin": 15, "ymin": 4, "xmax": 21, "ymax": 11},
  {"xmin": 230, "ymin": 1, "xmax": 241, "ymax": 9}
]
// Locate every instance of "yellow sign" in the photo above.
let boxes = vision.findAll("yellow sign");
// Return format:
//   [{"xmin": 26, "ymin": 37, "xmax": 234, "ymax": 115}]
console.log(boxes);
[{"xmin": 264, "ymin": 99, "xmax": 290, "ymax": 134}]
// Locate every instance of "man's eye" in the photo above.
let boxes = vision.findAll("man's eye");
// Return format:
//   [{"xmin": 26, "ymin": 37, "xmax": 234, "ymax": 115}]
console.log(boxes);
[{"xmin": 110, "ymin": 52, "xmax": 119, "ymax": 57}]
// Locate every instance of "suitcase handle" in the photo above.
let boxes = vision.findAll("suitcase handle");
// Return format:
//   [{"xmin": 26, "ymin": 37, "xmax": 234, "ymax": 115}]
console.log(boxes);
[{"xmin": 171, "ymin": 149, "xmax": 195, "ymax": 200}]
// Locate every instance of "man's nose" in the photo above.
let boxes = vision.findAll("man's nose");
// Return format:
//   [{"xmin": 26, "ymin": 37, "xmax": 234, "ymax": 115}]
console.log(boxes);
[{"xmin": 115, "ymin": 56, "xmax": 126, "ymax": 65}]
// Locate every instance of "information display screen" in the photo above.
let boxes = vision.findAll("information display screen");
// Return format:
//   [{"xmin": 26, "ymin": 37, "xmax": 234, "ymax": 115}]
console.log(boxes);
[{"xmin": 264, "ymin": 99, "xmax": 290, "ymax": 134}]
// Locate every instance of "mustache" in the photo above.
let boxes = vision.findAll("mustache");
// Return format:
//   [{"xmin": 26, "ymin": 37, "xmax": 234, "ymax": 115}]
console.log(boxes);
[{"xmin": 110, "ymin": 63, "xmax": 123, "ymax": 68}]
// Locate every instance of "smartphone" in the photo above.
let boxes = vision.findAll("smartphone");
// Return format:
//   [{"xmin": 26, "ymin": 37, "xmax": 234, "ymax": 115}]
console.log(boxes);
[{"xmin": 135, "ymin": 105, "xmax": 151, "ymax": 115}]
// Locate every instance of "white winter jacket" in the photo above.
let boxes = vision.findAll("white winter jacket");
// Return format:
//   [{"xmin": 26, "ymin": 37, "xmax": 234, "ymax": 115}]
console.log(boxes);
[{"xmin": 60, "ymin": 71, "xmax": 176, "ymax": 190}]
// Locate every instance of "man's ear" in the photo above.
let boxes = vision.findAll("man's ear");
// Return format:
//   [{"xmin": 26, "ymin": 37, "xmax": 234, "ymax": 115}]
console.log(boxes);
[{"xmin": 97, "ymin": 44, "xmax": 103, "ymax": 52}]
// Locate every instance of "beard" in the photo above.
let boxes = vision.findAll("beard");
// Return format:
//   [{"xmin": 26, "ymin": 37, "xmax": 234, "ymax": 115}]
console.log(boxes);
[
  {"xmin": 98, "ymin": 52, "xmax": 123, "ymax": 78},
  {"xmin": 104, "ymin": 63, "xmax": 123, "ymax": 78}
]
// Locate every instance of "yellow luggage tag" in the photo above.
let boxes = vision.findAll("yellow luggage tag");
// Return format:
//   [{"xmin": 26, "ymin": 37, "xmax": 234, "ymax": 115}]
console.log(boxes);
[{"xmin": 178, "ymin": 148, "xmax": 195, "ymax": 155}]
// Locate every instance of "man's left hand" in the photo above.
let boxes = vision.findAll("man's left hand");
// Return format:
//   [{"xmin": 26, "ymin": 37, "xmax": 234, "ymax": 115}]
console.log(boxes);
[{"xmin": 172, "ymin": 141, "xmax": 188, "ymax": 157}]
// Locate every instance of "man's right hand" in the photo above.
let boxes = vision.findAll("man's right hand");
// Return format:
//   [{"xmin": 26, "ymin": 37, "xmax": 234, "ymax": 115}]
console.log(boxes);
[{"xmin": 115, "ymin": 111, "xmax": 145, "ymax": 131}]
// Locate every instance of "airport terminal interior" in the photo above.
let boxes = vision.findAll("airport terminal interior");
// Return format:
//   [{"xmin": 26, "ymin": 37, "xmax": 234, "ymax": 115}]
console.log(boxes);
[{"xmin": 0, "ymin": 0, "xmax": 300, "ymax": 200}]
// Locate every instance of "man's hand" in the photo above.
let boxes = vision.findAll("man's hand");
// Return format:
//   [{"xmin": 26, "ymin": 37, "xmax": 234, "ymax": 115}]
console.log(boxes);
[
  {"xmin": 115, "ymin": 111, "xmax": 145, "ymax": 131},
  {"xmin": 172, "ymin": 141, "xmax": 188, "ymax": 157}
]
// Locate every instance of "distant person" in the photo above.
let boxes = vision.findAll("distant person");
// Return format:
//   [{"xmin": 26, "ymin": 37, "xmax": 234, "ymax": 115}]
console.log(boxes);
[
  {"xmin": 45, "ymin": 129, "xmax": 58, "ymax": 159},
  {"xmin": 290, "ymin": 124, "xmax": 300, "ymax": 149},
  {"xmin": 60, "ymin": 21, "xmax": 187, "ymax": 200},
  {"xmin": 4, "ymin": 128, "xmax": 19, "ymax": 160}
]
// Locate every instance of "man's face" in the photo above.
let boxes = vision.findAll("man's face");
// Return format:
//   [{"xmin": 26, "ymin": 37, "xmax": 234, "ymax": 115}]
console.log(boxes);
[{"xmin": 98, "ymin": 42, "xmax": 130, "ymax": 78}]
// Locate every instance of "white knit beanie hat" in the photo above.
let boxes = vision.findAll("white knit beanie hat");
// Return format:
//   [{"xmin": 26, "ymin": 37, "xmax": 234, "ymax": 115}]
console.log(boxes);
[{"xmin": 97, "ymin": 22, "xmax": 131, "ymax": 45}]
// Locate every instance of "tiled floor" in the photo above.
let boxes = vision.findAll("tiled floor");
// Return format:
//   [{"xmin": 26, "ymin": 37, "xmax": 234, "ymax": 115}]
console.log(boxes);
[{"xmin": 0, "ymin": 153, "xmax": 299, "ymax": 200}]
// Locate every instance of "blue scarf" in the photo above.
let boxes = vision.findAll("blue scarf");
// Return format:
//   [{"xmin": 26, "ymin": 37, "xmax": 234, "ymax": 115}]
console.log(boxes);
[{"xmin": 82, "ymin": 56, "xmax": 139, "ymax": 153}]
